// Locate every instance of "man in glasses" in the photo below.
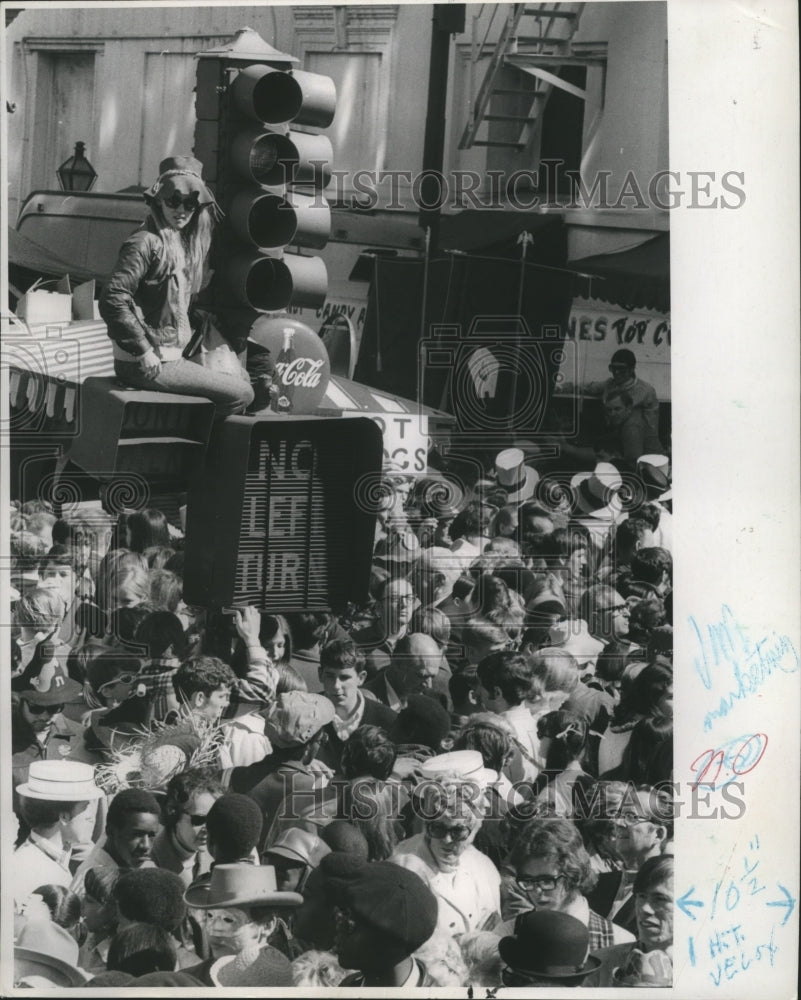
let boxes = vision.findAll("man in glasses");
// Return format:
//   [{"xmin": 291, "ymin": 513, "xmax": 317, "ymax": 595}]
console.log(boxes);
[
  {"xmin": 12, "ymin": 679, "xmax": 84, "ymax": 794},
  {"xmin": 586, "ymin": 786, "xmax": 672, "ymax": 935},
  {"xmin": 152, "ymin": 770, "xmax": 225, "ymax": 887},
  {"xmin": 350, "ymin": 577, "xmax": 420, "ymax": 674}
]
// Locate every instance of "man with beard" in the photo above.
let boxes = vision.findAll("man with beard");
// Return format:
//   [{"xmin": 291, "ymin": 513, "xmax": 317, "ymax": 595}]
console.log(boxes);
[
  {"xmin": 390, "ymin": 759, "xmax": 501, "ymax": 939},
  {"xmin": 72, "ymin": 789, "xmax": 160, "ymax": 895},
  {"xmin": 323, "ymin": 854, "xmax": 439, "ymax": 987}
]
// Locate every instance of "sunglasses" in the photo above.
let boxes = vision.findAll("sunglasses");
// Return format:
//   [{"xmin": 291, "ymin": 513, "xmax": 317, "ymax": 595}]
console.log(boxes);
[
  {"xmin": 183, "ymin": 811, "xmax": 210, "ymax": 827},
  {"xmin": 25, "ymin": 702, "xmax": 64, "ymax": 716},
  {"xmin": 161, "ymin": 191, "xmax": 199, "ymax": 212},
  {"xmin": 427, "ymin": 821, "xmax": 473, "ymax": 842},
  {"xmin": 98, "ymin": 672, "xmax": 139, "ymax": 693},
  {"xmin": 515, "ymin": 873, "xmax": 565, "ymax": 893}
]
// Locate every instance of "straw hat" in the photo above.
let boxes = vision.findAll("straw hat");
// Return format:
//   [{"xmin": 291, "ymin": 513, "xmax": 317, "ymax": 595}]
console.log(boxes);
[
  {"xmin": 16, "ymin": 760, "xmax": 103, "ymax": 801},
  {"xmin": 418, "ymin": 749, "xmax": 497, "ymax": 789}
]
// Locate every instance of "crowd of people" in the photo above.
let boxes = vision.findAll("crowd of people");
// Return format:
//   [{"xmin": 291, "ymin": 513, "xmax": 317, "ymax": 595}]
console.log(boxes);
[{"xmin": 8, "ymin": 439, "xmax": 674, "ymax": 989}]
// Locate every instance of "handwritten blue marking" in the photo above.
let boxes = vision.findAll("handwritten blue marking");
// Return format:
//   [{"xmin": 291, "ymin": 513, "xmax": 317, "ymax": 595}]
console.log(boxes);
[
  {"xmin": 765, "ymin": 884, "xmax": 796, "ymax": 927},
  {"xmin": 689, "ymin": 605, "xmax": 800, "ymax": 732},
  {"xmin": 678, "ymin": 887, "xmax": 705, "ymax": 920},
  {"xmin": 688, "ymin": 935, "xmax": 696, "ymax": 966}
]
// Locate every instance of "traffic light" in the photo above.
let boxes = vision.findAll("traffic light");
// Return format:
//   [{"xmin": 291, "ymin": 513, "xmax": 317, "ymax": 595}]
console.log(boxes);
[{"xmin": 194, "ymin": 28, "xmax": 335, "ymax": 325}]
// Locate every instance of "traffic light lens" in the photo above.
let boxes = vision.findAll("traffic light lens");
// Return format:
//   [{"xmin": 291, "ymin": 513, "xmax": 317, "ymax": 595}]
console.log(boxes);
[
  {"xmin": 250, "ymin": 133, "xmax": 297, "ymax": 186},
  {"xmin": 233, "ymin": 66, "xmax": 303, "ymax": 125},
  {"xmin": 249, "ymin": 194, "xmax": 297, "ymax": 247},
  {"xmin": 244, "ymin": 256, "xmax": 294, "ymax": 311}
]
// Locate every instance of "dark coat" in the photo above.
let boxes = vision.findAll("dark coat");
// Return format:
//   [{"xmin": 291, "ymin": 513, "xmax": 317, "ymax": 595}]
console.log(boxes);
[{"xmin": 316, "ymin": 697, "xmax": 398, "ymax": 772}]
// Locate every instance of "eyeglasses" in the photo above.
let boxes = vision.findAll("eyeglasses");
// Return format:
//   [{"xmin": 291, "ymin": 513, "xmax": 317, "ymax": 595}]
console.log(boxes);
[
  {"xmin": 613, "ymin": 811, "xmax": 651, "ymax": 827},
  {"xmin": 183, "ymin": 811, "xmax": 210, "ymax": 827},
  {"xmin": 427, "ymin": 822, "xmax": 473, "ymax": 842},
  {"xmin": 161, "ymin": 191, "xmax": 199, "ymax": 211},
  {"xmin": 603, "ymin": 603, "xmax": 631, "ymax": 614},
  {"xmin": 515, "ymin": 873, "xmax": 565, "ymax": 893},
  {"xmin": 25, "ymin": 702, "xmax": 64, "ymax": 716}
]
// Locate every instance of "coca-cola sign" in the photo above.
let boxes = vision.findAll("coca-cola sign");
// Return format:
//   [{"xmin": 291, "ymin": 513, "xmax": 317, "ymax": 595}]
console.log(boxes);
[
  {"xmin": 275, "ymin": 357, "xmax": 325, "ymax": 388},
  {"xmin": 249, "ymin": 316, "xmax": 331, "ymax": 414}
]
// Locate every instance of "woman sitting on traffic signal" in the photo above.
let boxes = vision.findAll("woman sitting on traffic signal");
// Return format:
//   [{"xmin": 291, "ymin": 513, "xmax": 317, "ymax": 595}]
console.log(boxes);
[{"xmin": 100, "ymin": 155, "xmax": 254, "ymax": 417}]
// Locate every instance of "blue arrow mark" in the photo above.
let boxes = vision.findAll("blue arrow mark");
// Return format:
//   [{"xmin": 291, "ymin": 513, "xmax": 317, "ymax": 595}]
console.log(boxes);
[
  {"xmin": 677, "ymin": 887, "xmax": 704, "ymax": 920},
  {"xmin": 766, "ymin": 884, "xmax": 796, "ymax": 927}
]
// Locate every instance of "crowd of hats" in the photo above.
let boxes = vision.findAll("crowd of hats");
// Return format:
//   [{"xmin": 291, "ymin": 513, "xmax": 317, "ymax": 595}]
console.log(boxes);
[{"xmin": 9, "ymin": 425, "xmax": 674, "ymax": 989}]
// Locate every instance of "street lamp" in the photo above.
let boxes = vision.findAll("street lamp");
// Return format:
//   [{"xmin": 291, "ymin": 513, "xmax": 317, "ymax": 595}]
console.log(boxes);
[{"xmin": 57, "ymin": 141, "xmax": 97, "ymax": 192}]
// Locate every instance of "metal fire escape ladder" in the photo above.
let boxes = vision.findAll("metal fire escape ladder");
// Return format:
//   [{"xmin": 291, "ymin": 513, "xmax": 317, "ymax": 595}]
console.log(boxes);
[{"xmin": 459, "ymin": 2, "xmax": 591, "ymax": 152}]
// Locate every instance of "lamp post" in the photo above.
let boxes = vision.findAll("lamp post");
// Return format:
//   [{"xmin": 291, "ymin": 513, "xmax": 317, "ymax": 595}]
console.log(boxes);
[{"xmin": 56, "ymin": 141, "xmax": 97, "ymax": 192}]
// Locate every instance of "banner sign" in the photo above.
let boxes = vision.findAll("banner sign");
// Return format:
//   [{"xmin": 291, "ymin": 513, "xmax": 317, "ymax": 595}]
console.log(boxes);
[{"xmin": 565, "ymin": 297, "xmax": 671, "ymax": 399}]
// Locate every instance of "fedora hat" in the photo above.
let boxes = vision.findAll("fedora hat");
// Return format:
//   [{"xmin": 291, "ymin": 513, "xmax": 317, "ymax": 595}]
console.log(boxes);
[
  {"xmin": 571, "ymin": 462, "xmax": 623, "ymax": 517},
  {"xmin": 263, "ymin": 827, "xmax": 331, "ymax": 869},
  {"xmin": 17, "ymin": 760, "xmax": 103, "ymax": 801},
  {"xmin": 15, "ymin": 921, "xmax": 88, "ymax": 987},
  {"xmin": 418, "ymin": 749, "xmax": 497, "ymax": 789},
  {"xmin": 637, "ymin": 453, "xmax": 672, "ymax": 501},
  {"xmin": 184, "ymin": 863, "xmax": 303, "ymax": 910},
  {"xmin": 499, "ymin": 910, "xmax": 602, "ymax": 980},
  {"xmin": 493, "ymin": 449, "xmax": 539, "ymax": 504}
]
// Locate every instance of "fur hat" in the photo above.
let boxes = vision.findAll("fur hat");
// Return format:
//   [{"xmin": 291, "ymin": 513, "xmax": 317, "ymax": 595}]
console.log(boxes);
[
  {"xmin": 205, "ymin": 793, "xmax": 263, "ymax": 859},
  {"xmin": 322, "ymin": 857, "xmax": 438, "ymax": 955},
  {"xmin": 390, "ymin": 693, "xmax": 451, "ymax": 751},
  {"xmin": 114, "ymin": 868, "xmax": 187, "ymax": 931}
]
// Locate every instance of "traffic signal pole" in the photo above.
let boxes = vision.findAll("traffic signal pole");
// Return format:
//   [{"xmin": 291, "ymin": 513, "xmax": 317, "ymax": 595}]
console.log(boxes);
[{"xmin": 418, "ymin": 4, "xmax": 465, "ymax": 255}]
